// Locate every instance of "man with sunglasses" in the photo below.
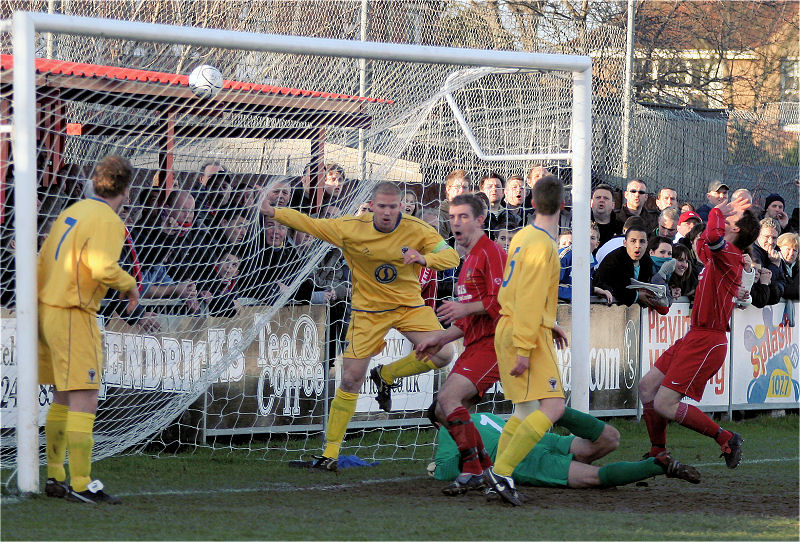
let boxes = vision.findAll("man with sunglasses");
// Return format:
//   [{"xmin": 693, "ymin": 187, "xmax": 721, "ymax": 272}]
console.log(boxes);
[{"xmin": 615, "ymin": 179, "xmax": 658, "ymax": 233}]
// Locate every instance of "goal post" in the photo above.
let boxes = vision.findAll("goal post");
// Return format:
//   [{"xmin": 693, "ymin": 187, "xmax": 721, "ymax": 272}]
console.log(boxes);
[{"xmin": 7, "ymin": 11, "xmax": 591, "ymax": 495}]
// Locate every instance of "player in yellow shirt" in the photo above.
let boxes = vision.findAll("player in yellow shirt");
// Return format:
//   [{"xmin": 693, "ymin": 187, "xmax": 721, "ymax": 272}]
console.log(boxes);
[
  {"xmin": 484, "ymin": 174, "xmax": 572, "ymax": 506},
  {"xmin": 262, "ymin": 182, "xmax": 460, "ymax": 470},
  {"xmin": 38, "ymin": 155, "xmax": 140, "ymax": 504}
]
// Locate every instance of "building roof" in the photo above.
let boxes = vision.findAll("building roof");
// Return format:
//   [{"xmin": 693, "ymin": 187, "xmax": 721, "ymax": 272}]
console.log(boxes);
[{"xmin": 0, "ymin": 55, "xmax": 391, "ymax": 104}]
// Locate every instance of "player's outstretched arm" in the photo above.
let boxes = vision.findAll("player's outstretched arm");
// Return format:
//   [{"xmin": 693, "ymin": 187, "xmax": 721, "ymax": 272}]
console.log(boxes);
[
  {"xmin": 416, "ymin": 227, "xmax": 460, "ymax": 270},
  {"xmin": 272, "ymin": 207, "xmax": 345, "ymax": 247}
]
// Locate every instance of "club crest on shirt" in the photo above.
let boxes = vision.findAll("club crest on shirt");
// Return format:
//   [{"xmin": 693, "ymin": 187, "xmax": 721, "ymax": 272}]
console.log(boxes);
[
  {"xmin": 548, "ymin": 377, "xmax": 558, "ymax": 391},
  {"xmin": 88, "ymin": 369, "xmax": 96, "ymax": 382},
  {"xmin": 374, "ymin": 263, "xmax": 398, "ymax": 284}
]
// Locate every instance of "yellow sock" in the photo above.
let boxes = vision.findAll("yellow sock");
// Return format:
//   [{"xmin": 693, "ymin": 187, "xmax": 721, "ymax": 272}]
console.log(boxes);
[
  {"xmin": 496, "ymin": 416, "xmax": 522, "ymax": 458},
  {"xmin": 380, "ymin": 352, "xmax": 437, "ymax": 383},
  {"xmin": 66, "ymin": 411, "xmax": 95, "ymax": 492},
  {"xmin": 45, "ymin": 403, "xmax": 69, "ymax": 481},
  {"xmin": 322, "ymin": 388, "xmax": 358, "ymax": 459},
  {"xmin": 494, "ymin": 410, "xmax": 552, "ymax": 477}
]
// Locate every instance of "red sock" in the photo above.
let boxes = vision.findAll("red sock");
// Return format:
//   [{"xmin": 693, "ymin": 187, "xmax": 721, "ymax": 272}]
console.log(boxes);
[
  {"xmin": 470, "ymin": 423, "xmax": 493, "ymax": 470},
  {"xmin": 445, "ymin": 407, "xmax": 482, "ymax": 476},
  {"xmin": 642, "ymin": 401, "xmax": 668, "ymax": 456},
  {"xmin": 675, "ymin": 402, "xmax": 729, "ymax": 444}
]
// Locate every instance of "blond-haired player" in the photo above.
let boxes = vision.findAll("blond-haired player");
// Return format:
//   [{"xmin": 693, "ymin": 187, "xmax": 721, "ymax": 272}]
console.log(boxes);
[
  {"xmin": 262, "ymin": 182, "xmax": 460, "ymax": 471},
  {"xmin": 39, "ymin": 155, "xmax": 139, "ymax": 504}
]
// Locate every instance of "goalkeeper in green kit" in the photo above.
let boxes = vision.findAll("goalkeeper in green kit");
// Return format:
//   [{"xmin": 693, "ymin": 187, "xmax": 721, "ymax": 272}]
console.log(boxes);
[{"xmin": 432, "ymin": 409, "xmax": 701, "ymax": 489}]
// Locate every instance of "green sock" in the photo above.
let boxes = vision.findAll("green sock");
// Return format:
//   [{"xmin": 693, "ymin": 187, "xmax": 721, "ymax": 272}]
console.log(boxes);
[
  {"xmin": 558, "ymin": 407, "xmax": 605, "ymax": 441},
  {"xmin": 598, "ymin": 458, "xmax": 664, "ymax": 487}
]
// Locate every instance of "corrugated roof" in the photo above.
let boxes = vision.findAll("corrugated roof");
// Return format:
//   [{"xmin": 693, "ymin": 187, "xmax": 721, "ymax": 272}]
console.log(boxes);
[{"xmin": 0, "ymin": 55, "xmax": 392, "ymax": 104}]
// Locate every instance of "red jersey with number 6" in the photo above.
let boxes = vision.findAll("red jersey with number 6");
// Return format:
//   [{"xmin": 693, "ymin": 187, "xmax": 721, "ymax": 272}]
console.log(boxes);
[
  {"xmin": 454, "ymin": 234, "xmax": 507, "ymax": 346},
  {"xmin": 691, "ymin": 207, "xmax": 744, "ymax": 332}
]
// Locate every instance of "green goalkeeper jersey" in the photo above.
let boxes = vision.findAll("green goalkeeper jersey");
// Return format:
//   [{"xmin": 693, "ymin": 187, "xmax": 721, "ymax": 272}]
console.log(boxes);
[{"xmin": 434, "ymin": 412, "xmax": 575, "ymax": 487}]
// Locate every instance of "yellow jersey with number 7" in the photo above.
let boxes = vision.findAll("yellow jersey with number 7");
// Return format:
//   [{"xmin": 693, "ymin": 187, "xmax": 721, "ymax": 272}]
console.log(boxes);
[{"xmin": 38, "ymin": 197, "xmax": 136, "ymax": 313}]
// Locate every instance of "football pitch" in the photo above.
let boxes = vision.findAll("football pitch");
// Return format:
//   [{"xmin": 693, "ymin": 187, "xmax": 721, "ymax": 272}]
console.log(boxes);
[{"xmin": 2, "ymin": 413, "xmax": 798, "ymax": 541}]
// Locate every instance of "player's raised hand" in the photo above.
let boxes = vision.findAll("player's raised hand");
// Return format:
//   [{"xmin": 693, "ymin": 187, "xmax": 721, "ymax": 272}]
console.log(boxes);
[
  {"xmin": 436, "ymin": 300, "xmax": 469, "ymax": 325},
  {"xmin": 552, "ymin": 324, "xmax": 569, "ymax": 350},
  {"xmin": 402, "ymin": 247, "xmax": 426, "ymax": 266},
  {"xmin": 510, "ymin": 354, "xmax": 530, "ymax": 377},
  {"xmin": 716, "ymin": 196, "xmax": 751, "ymax": 218},
  {"xmin": 258, "ymin": 188, "xmax": 276, "ymax": 218}
]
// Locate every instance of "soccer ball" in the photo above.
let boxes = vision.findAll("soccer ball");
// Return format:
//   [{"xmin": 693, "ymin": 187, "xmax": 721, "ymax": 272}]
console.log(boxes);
[{"xmin": 188, "ymin": 64, "xmax": 223, "ymax": 99}]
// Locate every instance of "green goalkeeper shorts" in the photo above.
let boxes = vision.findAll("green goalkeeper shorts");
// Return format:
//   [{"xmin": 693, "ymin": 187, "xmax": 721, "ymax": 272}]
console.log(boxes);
[{"xmin": 512, "ymin": 433, "xmax": 575, "ymax": 488}]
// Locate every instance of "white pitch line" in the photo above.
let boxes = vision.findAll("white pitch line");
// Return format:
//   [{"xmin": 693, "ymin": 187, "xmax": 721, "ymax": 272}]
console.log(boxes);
[
  {"xmin": 692, "ymin": 457, "xmax": 797, "ymax": 468},
  {"xmin": 116, "ymin": 475, "xmax": 429, "ymax": 498},
  {"xmin": 2, "ymin": 457, "xmax": 797, "ymax": 503}
]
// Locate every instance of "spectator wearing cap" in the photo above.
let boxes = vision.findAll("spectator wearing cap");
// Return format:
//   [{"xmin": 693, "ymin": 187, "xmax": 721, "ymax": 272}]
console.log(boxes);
[
  {"xmin": 763, "ymin": 193, "xmax": 789, "ymax": 233},
  {"xmin": 652, "ymin": 206, "xmax": 680, "ymax": 241},
  {"xmin": 695, "ymin": 180, "xmax": 729, "ymax": 222},
  {"xmin": 674, "ymin": 210, "xmax": 702, "ymax": 244},
  {"xmin": 615, "ymin": 179, "xmax": 658, "ymax": 233}
]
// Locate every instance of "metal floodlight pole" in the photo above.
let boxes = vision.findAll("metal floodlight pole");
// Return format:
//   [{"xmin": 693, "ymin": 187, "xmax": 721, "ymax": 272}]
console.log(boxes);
[
  {"xmin": 621, "ymin": 0, "xmax": 636, "ymax": 179},
  {"xmin": 570, "ymin": 67, "xmax": 593, "ymax": 414},
  {"xmin": 12, "ymin": 11, "xmax": 41, "ymax": 495},
  {"xmin": 358, "ymin": 0, "xmax": 368, "ymax": 183}
]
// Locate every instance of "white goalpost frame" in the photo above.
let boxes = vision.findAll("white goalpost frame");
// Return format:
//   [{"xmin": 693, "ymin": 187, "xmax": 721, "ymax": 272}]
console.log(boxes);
[{"xmin": 9, "ymin": 11, "xmax": 592, "ymax": 494}]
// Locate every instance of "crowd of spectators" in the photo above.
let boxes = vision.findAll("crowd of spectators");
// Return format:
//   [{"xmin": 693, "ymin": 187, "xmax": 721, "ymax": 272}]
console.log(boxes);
[{"xmin": 2, "ymin": 162, "xmax": 798, "ymax": 335}]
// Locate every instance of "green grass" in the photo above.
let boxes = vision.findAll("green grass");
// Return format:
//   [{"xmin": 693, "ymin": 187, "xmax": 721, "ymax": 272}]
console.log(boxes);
[{"xmin": 2, "ymin": 414, "xmax": 798, "ymax": 540}]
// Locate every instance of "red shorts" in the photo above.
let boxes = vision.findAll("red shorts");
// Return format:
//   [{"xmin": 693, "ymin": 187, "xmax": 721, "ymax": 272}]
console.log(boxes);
[
  {"xmin": 655, "ymin": 328, "xmax": 728, "ymax": 402},
  {"xmin": 449, "ymin": 336, "xmax": 500, "ymax": 397}
]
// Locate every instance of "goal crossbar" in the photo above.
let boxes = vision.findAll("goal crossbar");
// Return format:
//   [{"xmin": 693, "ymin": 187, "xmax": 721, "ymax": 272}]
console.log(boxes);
[{"xmin": 9, "ymin": 11, "xmax": 592, "ymax": 494}]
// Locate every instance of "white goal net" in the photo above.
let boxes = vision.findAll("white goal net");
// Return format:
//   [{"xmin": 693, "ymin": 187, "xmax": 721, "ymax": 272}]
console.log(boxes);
[{"xmin": 1, "ymin": 8, "xmax": 592, "ymax": 484}]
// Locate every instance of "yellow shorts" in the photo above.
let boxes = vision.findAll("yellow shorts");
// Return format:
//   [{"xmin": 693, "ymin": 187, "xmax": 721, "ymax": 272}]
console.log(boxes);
[
  {"xmin": 344, "ymin": 305, "xmax": 442, "ymax": 359},
  {"xmin": 38, "ymin": 304, "xmax": 103, "ymax": 391},
  {"xmin": 494, "ymin": 317, "xmax": 564, "ymax": 403}
]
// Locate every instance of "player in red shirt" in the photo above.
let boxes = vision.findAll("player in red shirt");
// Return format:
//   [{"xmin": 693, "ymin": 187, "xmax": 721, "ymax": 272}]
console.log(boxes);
[
  {"xmin": 415, "ymin": 193, "xmax": 508, "ymax": 495},
  {"xmin": 638, "ymin": 197, "xmax": 760, "ymax": 469}
]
